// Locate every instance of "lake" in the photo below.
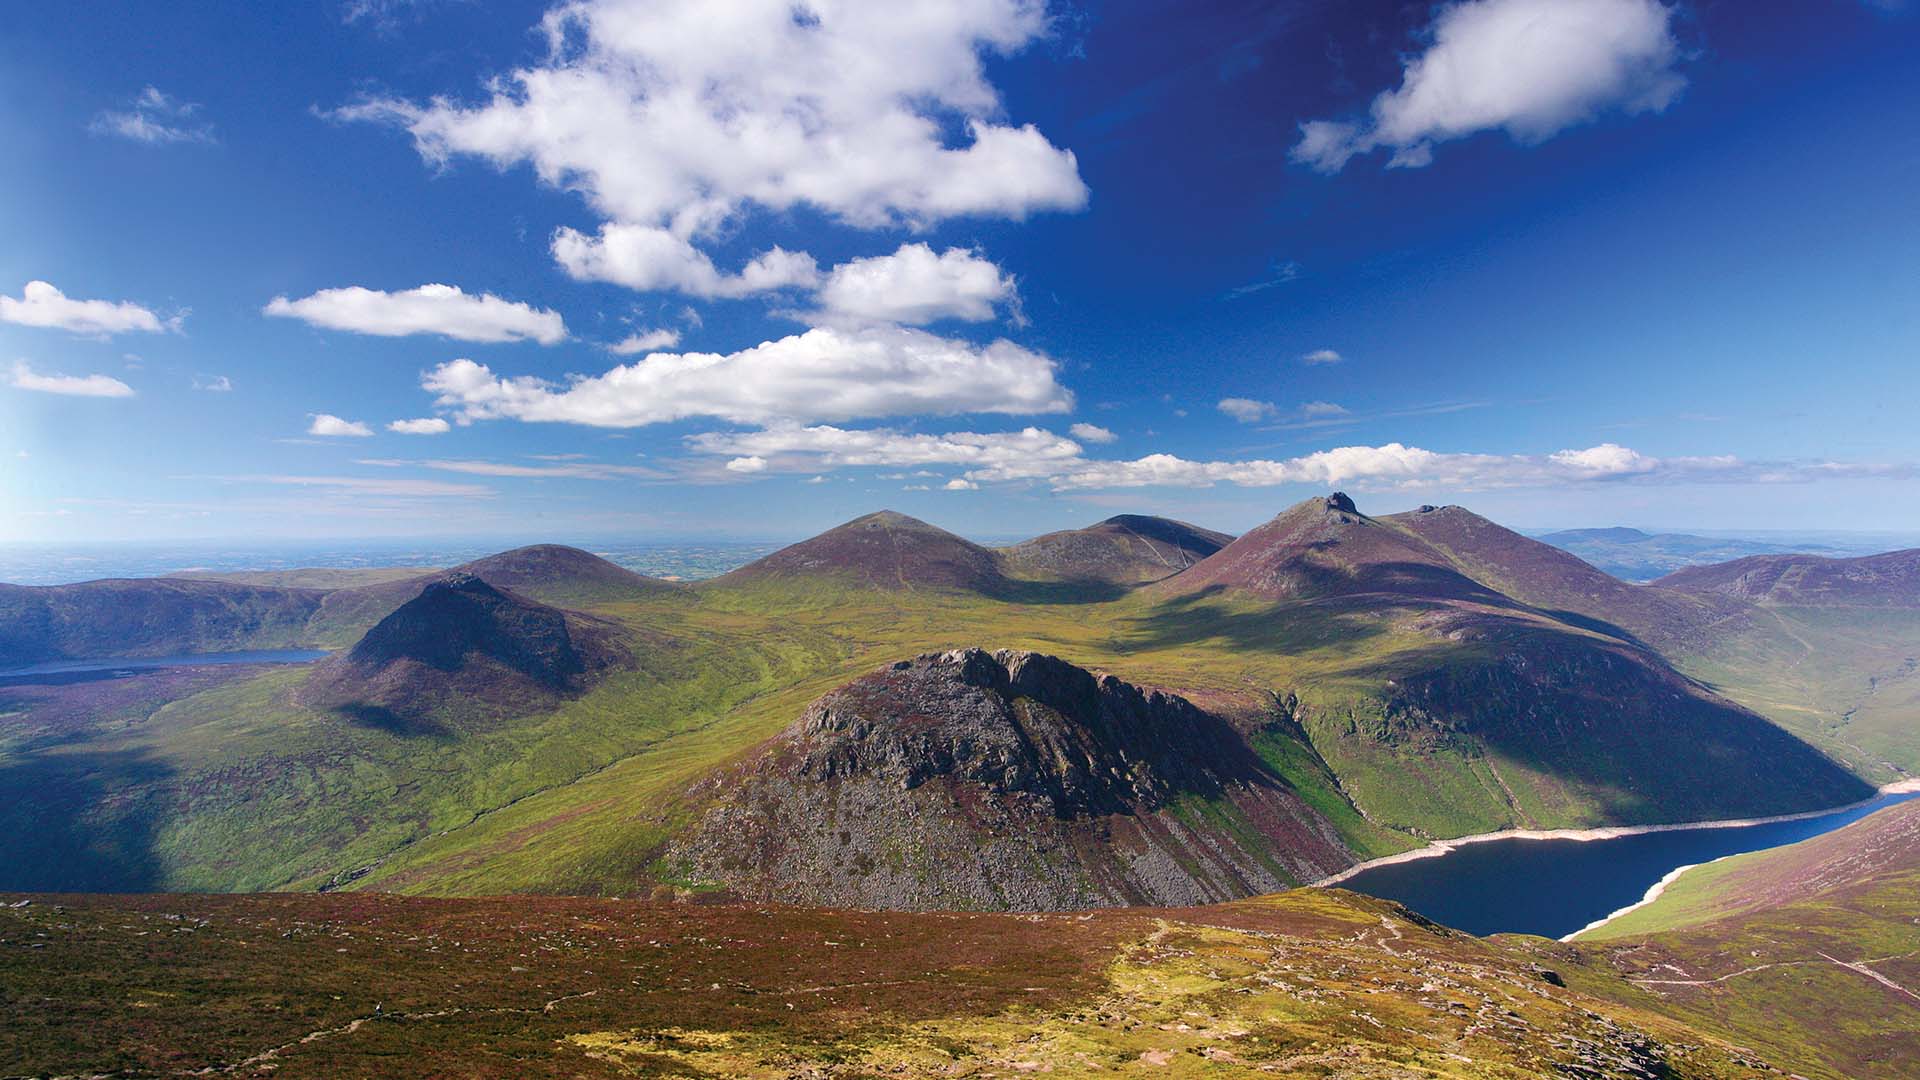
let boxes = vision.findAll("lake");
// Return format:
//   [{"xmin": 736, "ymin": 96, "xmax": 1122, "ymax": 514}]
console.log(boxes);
[
  {"xmin": 1333, "ymin": 789, "xmax": 1920, "ymax": 939},
  {"xmin": 0, "ymin": 649, "xmax": 331, "ymax": 683}
]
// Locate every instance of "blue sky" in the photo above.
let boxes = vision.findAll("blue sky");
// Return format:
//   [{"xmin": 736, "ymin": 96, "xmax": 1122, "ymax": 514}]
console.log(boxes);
[{"xmin": 3, "ymin": 0, "xmax": 1917, "ymax": 544}]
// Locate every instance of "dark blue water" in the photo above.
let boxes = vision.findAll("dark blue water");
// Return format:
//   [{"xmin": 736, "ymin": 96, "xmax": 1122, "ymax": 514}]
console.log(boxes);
[
  {"xmin": 0, "ymin": 649, "xmax": 329, "ymax": 682},
  {"xmin": 1336, "ymin": 790, "xmax": 1920, "ymax": 939}
]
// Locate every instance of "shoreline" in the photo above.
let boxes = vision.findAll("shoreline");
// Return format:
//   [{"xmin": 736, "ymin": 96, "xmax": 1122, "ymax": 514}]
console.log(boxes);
[
  {"xmin": 1311, "ymin": 778, "xmax": 1920, "ymax": 889},
  {"xmin": 1559, "ymin": 861, "xmax": 1703, "ymax": 942}
]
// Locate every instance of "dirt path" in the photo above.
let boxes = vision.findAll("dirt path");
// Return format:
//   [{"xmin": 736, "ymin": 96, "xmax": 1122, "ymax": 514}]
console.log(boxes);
[{"xmin": 1630, "ymin": 948, "xmax": 1920, "ymax": 1003}]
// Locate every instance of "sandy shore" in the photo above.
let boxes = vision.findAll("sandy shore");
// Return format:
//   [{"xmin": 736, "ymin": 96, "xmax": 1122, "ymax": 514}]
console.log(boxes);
[{"xmin": 1312, "ymin": 778, "xmax": 1920, "ymax": 889}]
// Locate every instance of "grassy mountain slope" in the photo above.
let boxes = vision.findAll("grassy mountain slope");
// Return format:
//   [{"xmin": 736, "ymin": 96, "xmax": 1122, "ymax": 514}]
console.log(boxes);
[
  {"xmin": 1563, "ymin": 799, "xmax": 1920, "ymax": 1079},
  {"xmin": 1583, "ymin": 797, "xmax": 1920, "ymax": 939},
  {"xmin": 0, "ymin": 578, "xmax": 328, "ymax": 667},
  {"xmin": 1657, "ymin": 548, "xmax": 1920, "ymax": 606},
  {"xmin": 0, "ymin": 885, "xmax": 1790, "ymax": 1079},
  {"xmin": 1384, "ymin": 504, "xmax": 1739, "ymax": 654},
  {"xmin": 1143, "ymin": 496, "xmax": 1865, "ymax": 836},
  {"xmin": 169, "ymin": 567, "xmax": 436, "ymax": 589},
  {"xmin": 997, "ymin": 514, "xmax": 1233, "ymax": 584},
  {"xmin": 1669, "ymin": 605, "xmax": 1920, "ymax": 780},
  {"xmin": 1365, "ymin": 519, "xmax": 1920, "ymax": 784},
  {"xmin": 0, "ymin": 567, "xmax": 819, "ymax": 894},
  {"xmin": 1635, "ymin": 549, "xmax": 1920, "ymax": 781},
  {"xmin": 715, "ymin": 510, "xmax": 1008, "ymax": 596}
]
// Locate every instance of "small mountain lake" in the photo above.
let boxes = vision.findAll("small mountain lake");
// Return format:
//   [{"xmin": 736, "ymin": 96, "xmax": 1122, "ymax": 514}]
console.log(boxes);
[
  {"xmin": 1334, "ymin": 789, "xmax": 1920, "ymax": 939},
  {"xmin": 0, "ymin": 649, "xmax": 330, "ymax": 683}
]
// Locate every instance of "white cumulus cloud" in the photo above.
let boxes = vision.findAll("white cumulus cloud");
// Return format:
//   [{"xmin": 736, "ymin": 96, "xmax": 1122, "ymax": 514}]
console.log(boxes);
[
  {"xmin": 1, "ymin": 281, "xmax": 171, "ymax": 336},
  {"xmin": 422, "ymin": 325, "xmax": 1072, "ymax": 428},
  {"xmin": 1068, "ymin": 422, "xmax": 1117, "ymax": 444},
  {"xmin": 607, "ymin": 327, "xmax": 682, "ymax": 355},
  {"xmin": 1033, "ymin": 443, "xmax": 1900, "ymax": 492},
  {"xmin": 388, "ymin": 417, "xmax": 451, "ymax": 435},
  {"xmin": 9, "ymin": 361, "xmax": 136, "ymax": 398},
  {"xmin": 686, "ymin": 423, "xmax": 1084, "ymax": 479},
  {"xmin": 264, "ymin": 284, "xmax": 567, "ymax": 344},
  {"xmin": 1217, "ymin": 397, "xmax": 1276, "ymax": 423},
  {"xmin": 309, "ymin": 413, "xmax": 375, "ymax": 437},
  {"xmin": 1547, "ymin": 442, "xmax": 1658, "ymax": 476},
  {"xmin": 680, "ymin": 427, "xmax": 1901, "ymax": 495},
  {"xmin": 552, "ymin": 224, "xmax": 819, "ymax": 298},
  {"xmin": 337, "ymin": 0, "xmax": 1086, "ymax": 234},
  {"xmin": 335, "ymin": 0, "xmax": 1085, "ymax": 309},
  {"xmin": 1294, "ymin": 0, "xmax": 1686, "ymax": 173},
  {"xmin": 812, "ymin": 244, "xmax": 1015, "ymax": 325},
  {"xmin": 1301, "ymin": 348, "xmax": 1343, "ymax": 365}
]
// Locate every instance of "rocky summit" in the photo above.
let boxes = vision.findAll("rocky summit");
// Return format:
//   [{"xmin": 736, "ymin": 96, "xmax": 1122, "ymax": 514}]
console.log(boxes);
[
  {"xmin": 672, "ymin": 648, "xmax": 1354, "ymax": 910},
  {"xmin": 1152, "ymin": 492, "xmax": 1499, "ymax": 604}
]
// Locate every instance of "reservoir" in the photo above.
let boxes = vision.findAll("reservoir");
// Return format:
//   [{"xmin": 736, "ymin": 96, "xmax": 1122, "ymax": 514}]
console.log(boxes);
[
  {"xmin": 0, "ymin": 649, "xmax": 330, "ymax": 683},
  {"xmin": 1334, "ymin": 788, "xmax": 1920, "ymax": 940}
]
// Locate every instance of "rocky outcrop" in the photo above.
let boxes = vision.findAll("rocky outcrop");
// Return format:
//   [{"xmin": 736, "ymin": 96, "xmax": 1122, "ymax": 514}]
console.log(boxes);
[{"xmin": 671, "ymin": 649, "xmax": 1357, "ymax": 910}]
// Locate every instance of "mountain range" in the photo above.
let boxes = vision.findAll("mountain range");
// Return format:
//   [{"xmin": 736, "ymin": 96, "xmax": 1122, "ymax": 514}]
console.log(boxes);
[{"xmin": 5, "ymin": 493, "xmax": 1912, "ymax": 901}]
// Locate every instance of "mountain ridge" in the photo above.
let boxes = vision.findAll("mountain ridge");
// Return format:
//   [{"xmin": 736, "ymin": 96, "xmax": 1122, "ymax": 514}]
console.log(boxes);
[
  {"xmin": 1149, "ymin": 493, "xmax": 1504, "ymax": 605},
  {"xmin": 1656, "ymin": 548, "xmax": 1920, "ymax": 607}
]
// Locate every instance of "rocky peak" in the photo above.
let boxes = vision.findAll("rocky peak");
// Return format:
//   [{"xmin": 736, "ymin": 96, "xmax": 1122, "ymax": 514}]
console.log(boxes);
[
  {"xmin": 1325, "ymin": 492, "xmax": 1359, "ymax": 514},
  {"xmin": 673, "ymin": 648, "xmax": 1356, "ymax": 909},
  {"xmin": 787, "ymin": 648, "xmax": 1246, "ymax": 818}
]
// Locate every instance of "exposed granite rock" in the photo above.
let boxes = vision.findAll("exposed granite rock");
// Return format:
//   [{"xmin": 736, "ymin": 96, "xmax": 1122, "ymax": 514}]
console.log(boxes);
[{"xmin": 671, "ymin": 649, "xmax": 1357, "ymax": 910}]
